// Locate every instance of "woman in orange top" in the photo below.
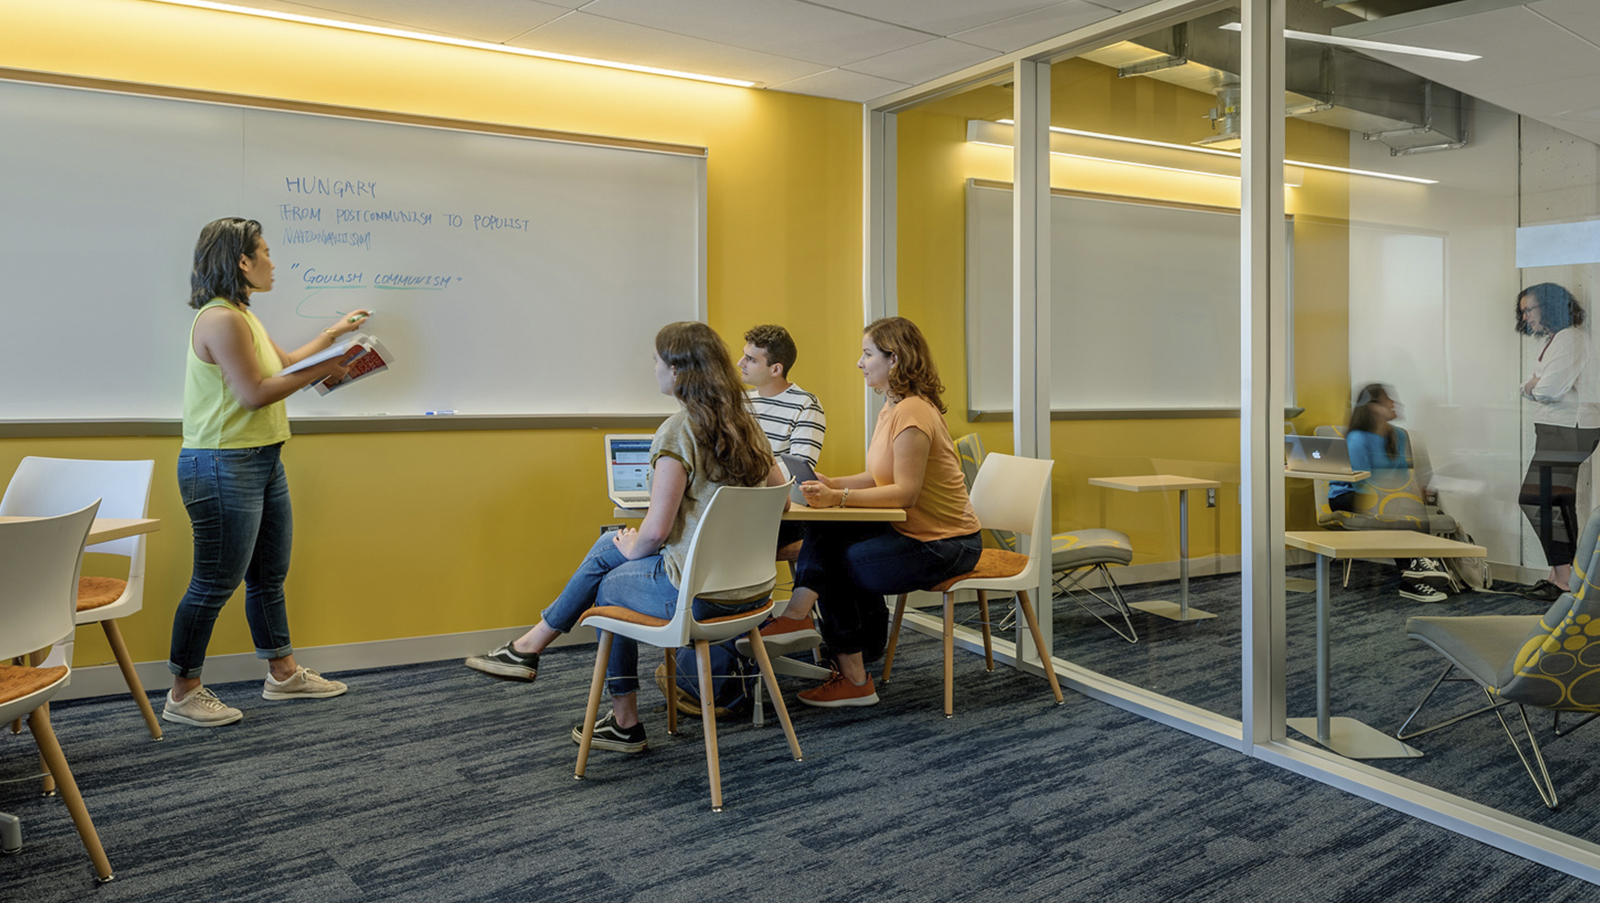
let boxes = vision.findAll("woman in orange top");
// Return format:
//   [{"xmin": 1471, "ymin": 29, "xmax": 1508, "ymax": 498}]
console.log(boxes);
[{"xmin": 779, "ymin": 317, "xmax": 981, "ymax": 708}]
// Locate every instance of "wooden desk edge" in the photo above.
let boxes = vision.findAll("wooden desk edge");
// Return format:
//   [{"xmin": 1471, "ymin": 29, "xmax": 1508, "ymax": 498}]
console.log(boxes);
[
  {"xmin": 613, "ymin": 506, "xmax": 906, "ymax": 523},
  {"xmin": 1089, "ymin": 475, "xmax": 1222, "ymax": 491},
  {"xmin": 1284, "ymin": 531, "xmax": 1485, "ymax": 559},
  {"xmin": 1284, "ymin": 469, "xmax": 1370, "ymax": 481}
]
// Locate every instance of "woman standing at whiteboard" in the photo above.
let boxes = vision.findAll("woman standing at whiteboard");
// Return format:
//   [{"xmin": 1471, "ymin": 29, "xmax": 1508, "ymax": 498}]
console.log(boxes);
[
  {"xmin": 1516, "ymin": 282, "xmax": 1600, "ymax": 603},
  {"xmin": 465, "ymin": 321, "xmax": 787, "ymax": 754},
  {"xmin": 776, "ymin": 317, "xmax": 982, "ymax": 708},
  {"xmin": 164, "ymin": 217, "xmax": 371, "ymax": 728}
]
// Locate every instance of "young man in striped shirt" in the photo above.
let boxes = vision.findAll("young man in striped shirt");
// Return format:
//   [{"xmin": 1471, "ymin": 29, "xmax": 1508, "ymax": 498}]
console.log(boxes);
[{"xmin": 739, "ymin": 324, "xmax": 826, "ymax": 653}]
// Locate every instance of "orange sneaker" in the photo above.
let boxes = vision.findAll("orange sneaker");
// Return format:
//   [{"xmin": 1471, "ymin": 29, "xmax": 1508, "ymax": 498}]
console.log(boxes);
[
  {"xmin": 737, "ymin": 613, "xmax": 821, "ymax": 657},
  {"xmin": 798, "ymin": 671, "xmax": 879, "ymax": 708}
]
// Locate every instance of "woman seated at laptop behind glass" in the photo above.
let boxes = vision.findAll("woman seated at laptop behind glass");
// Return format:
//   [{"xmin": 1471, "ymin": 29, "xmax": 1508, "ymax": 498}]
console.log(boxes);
[
  {"xmin": 464, "ymin": 321, "xmax": 787, "ymax": 755},
  {"xmin": 1327, "ymin": 383, "xmax": 1451, "ymax": 603}
]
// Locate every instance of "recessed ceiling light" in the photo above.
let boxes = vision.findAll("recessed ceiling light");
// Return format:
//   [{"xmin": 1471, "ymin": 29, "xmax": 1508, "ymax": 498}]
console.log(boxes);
[
  {"xmin": 141, "ymin": 0, "xmax": 758, "ymax": 88},
  {"xmin": 1217, "ymin": 22, "xmax": 1481, "ymax": 63}
]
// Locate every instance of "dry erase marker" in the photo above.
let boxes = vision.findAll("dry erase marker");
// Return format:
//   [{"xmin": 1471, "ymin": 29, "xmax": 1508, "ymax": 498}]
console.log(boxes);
[
  {"xmin": 424, "ymin": 410, "xmax": 456, "ymax": 416},
  {"xmin": 348, "ymin": 311, "xmax": 371, "ymax": 323}
]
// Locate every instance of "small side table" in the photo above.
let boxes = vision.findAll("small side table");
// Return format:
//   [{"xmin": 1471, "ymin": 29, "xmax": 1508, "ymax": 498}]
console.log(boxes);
[
  {"xmin": 1282, "ymin": 469, "xmax": 1369, "ymax": 593},
  {"xmin": 1089, "ymin": 475, "xmax": 1221, "ymax": 622}
]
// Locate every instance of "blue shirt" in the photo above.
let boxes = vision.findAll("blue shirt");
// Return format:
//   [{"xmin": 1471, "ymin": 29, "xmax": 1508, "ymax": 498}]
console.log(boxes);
[{"xmin": 1329, "ymin": 428, "xmax": 1408, "ymax": 500}]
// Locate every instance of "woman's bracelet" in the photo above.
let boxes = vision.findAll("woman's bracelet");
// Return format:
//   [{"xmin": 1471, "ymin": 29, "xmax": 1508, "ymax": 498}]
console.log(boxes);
[
  {"xmin": 839, "ymin": 487, "xmax": 850, "ymax": 508},
  {"xmin": 322, "ymin": 328, "xmax": 339, "ymax": 340}
]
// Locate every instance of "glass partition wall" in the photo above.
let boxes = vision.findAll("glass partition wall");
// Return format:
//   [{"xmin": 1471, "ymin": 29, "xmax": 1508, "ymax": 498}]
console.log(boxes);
[{"xmin": 870, "ymin": 0, "xmax": 1600, "ymax": 884}]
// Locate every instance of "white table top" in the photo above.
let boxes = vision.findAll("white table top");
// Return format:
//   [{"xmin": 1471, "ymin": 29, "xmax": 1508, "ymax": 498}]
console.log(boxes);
[
  {"xmin": 0, "ymin": 516, "xmax": 161, "ymax": 544},
  {"xmin": 1089, "ymin": 474, "xmax": 1221, "ymax": 492},
  {"xmin": 614, "ymin": 506, "xmax": 905, "ymax": 522},
  {"xmin": 1284, "ymin": 530, "xmax": 1485, "ymax": 560}
]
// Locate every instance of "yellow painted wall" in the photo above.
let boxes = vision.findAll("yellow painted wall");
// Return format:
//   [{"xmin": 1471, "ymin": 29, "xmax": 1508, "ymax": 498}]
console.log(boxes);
[
  {"xmin": 894, "ymin": 57, "xmax": 1352, "ymax": 563},
  {"xmin": 0, "ymin": 0, "xmax": 867, "ymax": 669}
]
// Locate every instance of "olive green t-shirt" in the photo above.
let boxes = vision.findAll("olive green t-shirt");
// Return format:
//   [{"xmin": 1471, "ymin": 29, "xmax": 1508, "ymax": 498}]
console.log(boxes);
[{"xmin": 651, "ymin": 410, "xmax": 776, "ymax": 603}]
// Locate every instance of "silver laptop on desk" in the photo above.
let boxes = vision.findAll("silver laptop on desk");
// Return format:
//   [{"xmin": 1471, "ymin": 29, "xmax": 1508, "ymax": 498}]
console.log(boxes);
[
  {"xmin": 1284, "ymin": 435, "xmax": 1354, "ymax": 475},
  {"xmin": 604, "ymin": 434, "xmax": 655, "ymax": 509}
]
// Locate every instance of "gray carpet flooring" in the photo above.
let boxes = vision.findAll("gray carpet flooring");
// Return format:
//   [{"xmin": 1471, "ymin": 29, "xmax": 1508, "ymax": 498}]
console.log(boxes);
[{"xmin": 4, "ymin": 621, "xmax": 1600, "ymax": 902}]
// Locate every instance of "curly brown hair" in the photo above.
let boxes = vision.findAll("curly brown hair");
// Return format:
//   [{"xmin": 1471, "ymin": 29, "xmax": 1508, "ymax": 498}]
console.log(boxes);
[
  {"xmin": 743, "ymin": 324, "xmax": 798, "ymax": 378},
  {"xmin": 656, "ymin": 322, "xmax": 774, "ymax": 486},
  {"xmin": 865, "ymin": 317, "xmax": 946, "ymax": 414}
]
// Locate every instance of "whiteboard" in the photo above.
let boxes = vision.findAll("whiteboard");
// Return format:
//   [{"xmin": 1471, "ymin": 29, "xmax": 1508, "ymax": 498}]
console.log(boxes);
[
  {"xmin": 0, "ymin": 77, "xmax": 703, "ymax": 423},
  {"xmin": 964, "ymin": 181, "xmax": 1292, "ymax": 415}
]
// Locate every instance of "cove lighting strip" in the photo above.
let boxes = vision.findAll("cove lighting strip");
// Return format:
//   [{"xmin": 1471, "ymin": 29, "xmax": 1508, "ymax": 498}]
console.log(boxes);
[
  {"xmin": 1217, "ymin": 22, "xmax": 1480, "ymax": 62},
  {"xmin": 996, "ymin": 121, "xmax": 1438, "ymax": 185},
  {"xmin": 140, "ymin": 0, "xmax": 758, "ymax": 88}
]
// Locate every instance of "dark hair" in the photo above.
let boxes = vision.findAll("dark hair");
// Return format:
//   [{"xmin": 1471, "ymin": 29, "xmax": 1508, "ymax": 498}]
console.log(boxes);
[
  {"xmin": 743, "ymin": 324, "xmax": 798, "ymax": 378},
  {"xmin": 656, "ymin": 322, "xmax": 774, "ymax": 487},
  {"xmin": 1515, "ymin": 282, "xmax": 1584, "ymax": 336},
  {"xmin": 864, "ymin": 317, "xmax": 946, "ymax": 414},
  {"xmin": 190, "ymin": 217, "xmax": 265, "ymax": 309},
  {"xmin": 1348, "ymin": 382, "xmax": 1398, "ymax": 458}
]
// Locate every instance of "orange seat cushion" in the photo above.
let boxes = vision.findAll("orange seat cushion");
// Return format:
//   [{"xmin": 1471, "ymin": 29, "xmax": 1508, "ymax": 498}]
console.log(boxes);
[
  {"xmin": 928, "ymin": 549, "xmax": 1029, "ymax": 593},
  {"xmin": 77, "ymin": 576, "xmax": 125, "ymax": 612},
  {"xmin": 0, "ymin": 664, "xmax": 68, "ymax": 705},
  {"xmin": 578, "ymin": 600, "xmax": 772, "ymax": 629}
]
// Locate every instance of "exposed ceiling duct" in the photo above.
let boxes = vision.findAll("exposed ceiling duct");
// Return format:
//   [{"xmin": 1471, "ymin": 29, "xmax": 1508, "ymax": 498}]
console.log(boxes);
[{"xmin": 1081, "ymin": 6, "xmax": 1467, "ymax": 155}]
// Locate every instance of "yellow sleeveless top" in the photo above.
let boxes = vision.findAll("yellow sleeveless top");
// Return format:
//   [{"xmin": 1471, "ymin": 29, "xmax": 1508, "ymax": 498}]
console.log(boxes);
[{"xmin": 182, "ymin": 298, "xmax": 291, "ymax": 449}]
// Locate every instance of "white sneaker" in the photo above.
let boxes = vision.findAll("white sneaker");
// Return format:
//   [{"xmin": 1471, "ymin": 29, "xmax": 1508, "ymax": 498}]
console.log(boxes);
[
  {"xmin": 262, "ymin": 667, "xmax": 348, "ymax": 700},
  {"xmin": 162, "ymin": 686, "xmax": 243, "ymax": 727}
]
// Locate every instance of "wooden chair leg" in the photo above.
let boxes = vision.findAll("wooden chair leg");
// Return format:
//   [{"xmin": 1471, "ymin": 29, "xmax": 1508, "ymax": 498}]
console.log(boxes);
[
  {"xmin": 664, "ymin": 647, "xmax": 678, "ymax": 736},
  {"xmin": 28, "ymin": 706, "xmax": 112, "ymax": 882},
  {"xmin": 1016, "ymin": 590, "xmax": 1064, "ymax": 705},
  {"xmin": 25, "ymin": 649, "xmax": 55, "ymax": 794},
  {"xmin": 744, "ymin": 629, "xmax": 802, "ymax": 762},
  {"xmin": 883, "ymin": 593, "xmax": 909, "ymax": 684},
  {"xmin": 102, "ymin": 620, "xmax": 161, "ymax": 741},
  {"xmin": 574, "ymin": 630, "xmax": 613, "ymax": 780},
  {"xmin": 694, "ymin": 640, "xmax": 724, "ymax": 812},
  {"xmin": 976, "ymin": 590, "xmax": 994, "ymax": 671},
  {"xmin": 943, "ymin": 592, "xmax": 955, "ymax": 719}
]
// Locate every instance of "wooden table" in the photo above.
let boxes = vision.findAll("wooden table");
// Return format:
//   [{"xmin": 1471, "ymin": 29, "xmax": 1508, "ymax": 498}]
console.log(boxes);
[
  {"xmin": 615, "ymin": 506, "xmax": 905, "ymax": 522},
  {"xmin": 1089, "ymin": 475, "xmax": 1221, "ymax": 622},
  {"xmin": 1284, "ymin": 529, "xmax": 1486, "ymax": 760},
  {"xmin": 0, "ymin": 516, "xmax": 161, "ymax": 544},
  {"xmin": 1282, "ymin": 469, "xmax": 1369, "ymax": 592}
]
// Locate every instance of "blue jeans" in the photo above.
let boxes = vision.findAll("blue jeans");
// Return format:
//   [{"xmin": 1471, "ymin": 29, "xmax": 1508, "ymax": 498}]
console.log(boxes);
[
  {"xmin": 793, "ymin": 523, "xmax": 982, "ymax": 661},
  {"xmin": 169, "ymin": 445, "xmax": 295, "ymax": 678},
  {"xmin": 542, "ymin": 532, "xmax": 767, "ymax": 697}
]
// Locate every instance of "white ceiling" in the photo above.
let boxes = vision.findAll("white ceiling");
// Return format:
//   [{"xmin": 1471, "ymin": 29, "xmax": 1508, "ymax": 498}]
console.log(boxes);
[
  {"xmin": 1338, "ymin": 0, "xmax": 1600, "ymax": 148},
  {"xmin": 219, "ymin": 0, "xmax": 1167, "ymax": 102}
]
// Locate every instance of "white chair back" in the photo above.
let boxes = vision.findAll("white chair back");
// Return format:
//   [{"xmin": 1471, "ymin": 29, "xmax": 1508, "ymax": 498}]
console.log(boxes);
[
  {"xmin": 0, "ymin": 457, "xmax": 154, "ymax": 560},
  {"xmin": 671, "ymin": 481, "xmax": 790, "ymax": 644},
  {"xmin": 969, "ymin": 453, "xmax": 1055, "ymax": 576},
  {"xmin": 0, "ymin": 502, "xmax": 99, "ymax": 660}
]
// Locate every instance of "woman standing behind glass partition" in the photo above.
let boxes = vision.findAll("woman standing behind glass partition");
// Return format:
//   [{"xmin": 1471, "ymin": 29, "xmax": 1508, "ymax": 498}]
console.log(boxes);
[{"xmin": 1516, "ymin": 283, "xmax": 1599, "ymax": 602}]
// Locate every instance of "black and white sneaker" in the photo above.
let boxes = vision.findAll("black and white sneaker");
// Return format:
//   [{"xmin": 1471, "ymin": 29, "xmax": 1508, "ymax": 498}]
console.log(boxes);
[
  {"xmin": 571, "ymin": 711, "xmax": 647, "ymax": 753},
  {"xmin": 464, "ymin": 643, "xmax": 539, "ymax": 681},
  {"xmin": 1403, "ymin": 557, "xmax": 1454, "ymax": 594},
  {"xmin": 1400, "ymin": 580, "xmax": 1448, "ymax": 603}
]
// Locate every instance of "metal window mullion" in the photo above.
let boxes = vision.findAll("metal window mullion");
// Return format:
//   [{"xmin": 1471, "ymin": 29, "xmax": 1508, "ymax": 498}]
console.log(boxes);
[
  {"xmin": 1240, "ymin": 0, "xmax": 1288, "ymax": 751},
  {"xmin": 864, "ymin": 107, "xmax": 896, "ymax": 445},
  {"xmin": 1013, "ymin": 59, "xmax": 1053, "ymax": 661}
]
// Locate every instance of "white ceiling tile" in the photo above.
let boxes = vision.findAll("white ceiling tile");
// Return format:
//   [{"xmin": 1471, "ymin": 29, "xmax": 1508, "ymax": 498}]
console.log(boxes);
[
  {"xmin": 508, "ymin": 12, "xmax": 827, "ymax": 85},
  {"xmin": 844, "ymin": 38, "xmax": 1000, "ymax": 84},
  {"xmin": 800, "ymin": 0, "xmax": 1059, "ymax": 37},
  {"xmin": 1530, "ymin": 0, "xmax": 1600, "ymax": 47},
  {"xmin": 1360, "ymin": 8, "xmax": 1600, "ymax": 92},
  {"xmin": 579, "ymin": 0, "xmax": 928, "ymax": 67},
  {"xmin": 950, "ymin": 1, "xmax": 1121, "ymax": 53},
  {"xmin": 768, "ymin": 68, "xmax": 909, "ymax": 102},
  {"xmin": 250, "ymin": 0, "xmax": 573, "ymax": 42}
]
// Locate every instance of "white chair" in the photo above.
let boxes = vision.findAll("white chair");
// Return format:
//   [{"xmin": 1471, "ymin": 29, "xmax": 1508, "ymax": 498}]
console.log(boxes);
[
  {"xmin": 0, "ymin": 502, "xmax": 114, "ymax": 882},
  {"xmin": 574, "ymin": 482, "xmax": 803, "ymax": 811},
  {"xmin": 883, "ymin": 453, "xmax": 1066, "ymax": 718},
  {"xmin": 0, "ymin": 457, "xmax": 161, "ymax": 741}
]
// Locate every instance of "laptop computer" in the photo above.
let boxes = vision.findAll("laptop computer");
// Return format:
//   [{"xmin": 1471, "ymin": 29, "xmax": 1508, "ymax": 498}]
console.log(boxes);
[
  {"xmin": 604, "ymin": 434, "xmax": 655, "ymax": 509},
  {"xmin": 1284, "ymin": 435, "xmax": 1355, "ymax": 475}
]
